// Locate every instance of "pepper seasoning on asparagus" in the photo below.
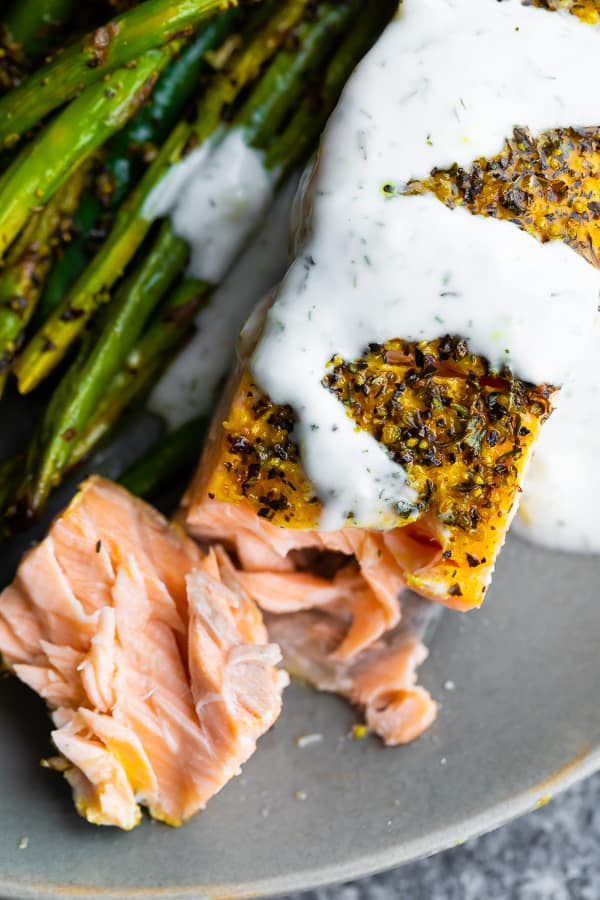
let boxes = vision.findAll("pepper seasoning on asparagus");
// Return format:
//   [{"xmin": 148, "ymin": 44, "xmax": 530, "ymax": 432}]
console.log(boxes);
[
  {"xmin": 0, "ymin": 40, "xmax": 188, "ymax": 262},
  {"xmin": 3, "ymin": 0, "xmax": 394, "ymax": 525},
  {"xmin": 14, "ymin": 0, "xmax": 313, "ymax": 394},
  {"xmin": 3, "ymin": 0, "xmax": 77, "ymax": 66},
  {"xmin": 0, "ymin": 0, "xmax": 252, "ymax": 149},
  {"xmin": 31, "ymin": 8, "xmax": 244, "ymax": 329},
  {"xmin": 0, "ymin": 159, "xmax": 92, "ymax": 395}
]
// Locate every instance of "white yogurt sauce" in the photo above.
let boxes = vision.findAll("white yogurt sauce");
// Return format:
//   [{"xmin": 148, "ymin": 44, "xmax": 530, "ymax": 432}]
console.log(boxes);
[
  {"xmin": 142, "ymin": 129, "xmax": 275, "ymax": 283},
  {"xmin": 516, "ymin": 319, "xmax": 600, "ymax": 553},
  {"xmin": 149, "ymin": 177, "xmax": 298, "ymax": 427},
  {"xmin": 250, "ymin": 0, "xmax": 600, "ymax": 531}
]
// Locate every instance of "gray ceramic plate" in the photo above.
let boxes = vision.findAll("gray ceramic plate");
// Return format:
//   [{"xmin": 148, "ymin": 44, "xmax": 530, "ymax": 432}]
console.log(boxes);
[{"xmin": 0, "ymin": 390, "xmax": 599, "ymax": 899}]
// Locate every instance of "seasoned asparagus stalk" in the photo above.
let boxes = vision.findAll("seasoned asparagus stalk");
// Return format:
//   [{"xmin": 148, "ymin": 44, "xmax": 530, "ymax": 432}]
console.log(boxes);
[
  {"xmin": 118, "ymin": 416, "xmax": 209, "ymax": 498},
  {"xmin": 33, "ymin": 9, "xmax": 243, "ymax": 330},
  {"xmin": 0, "ymin": 42, "xmax": 180, "ymax": 261},
  {"xmin": 3, "ymin": 0, "xmax": 76, "ymax": 64},
  {"xmin": 266, "ymin": 0, "xmax": 399, "ymax": 174},
  {"xmin": 234, "ymin": 1, "xmax": 357, "ymax": 148},
  {"xmin": 14, "ymin": 0, "xmax": 312, "ymax": 394},
  {"xmin": 12, "ymin": 222, "xmax": 189, "ymax": 518},
  {"xmin": 0, "ymin": 160, "xmax": 92, "ymax": 394},
  {"xmin": 67, "ymin": 353, "xmax": 171, "ymax": 472},
  {"xmin": 0, "ymin": 0, "xmax": 247, "ymax": 148},
  {"xmin": 4, "ymin": 0, "xmax": 394, "ymax": 526}
]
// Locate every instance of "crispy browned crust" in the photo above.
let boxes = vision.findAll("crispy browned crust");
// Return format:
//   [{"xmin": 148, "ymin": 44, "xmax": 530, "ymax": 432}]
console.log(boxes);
[
  {"xmin": 407, "ymin": 126, "xmax": 600, "ymax": 268},
  {"xmin": 199, "ymin": 341, "xmax": 551, "ymax": 607},
  {"xmin": 206, "ymin": 339, "xmax": 551, "ymax": 528}
]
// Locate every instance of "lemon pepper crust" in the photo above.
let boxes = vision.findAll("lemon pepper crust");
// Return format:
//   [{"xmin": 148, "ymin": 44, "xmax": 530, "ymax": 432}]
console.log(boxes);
[
  {"xmin": 205, "ymin": 369, "xmax": 319, "ymax": 528},
  {"xmin": 206, "ymin": 340, "xmax": 551, "ymax": 545},
  {"xmin": 208, "ymin": 120, "xmax": 600, "ymax": 540},
  {"xmin": 406, "ymin": 126, "xmax": 600, "ymax": 270},
  {"xmin": 322, "ymin": 338, "xmax": 552, "ymax": 535}
]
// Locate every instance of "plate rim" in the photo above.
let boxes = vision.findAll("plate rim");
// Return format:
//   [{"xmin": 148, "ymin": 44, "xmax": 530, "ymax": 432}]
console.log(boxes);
[{"xmin": 1, "ymin": 746, "xmax": 598, "ymax": 900}]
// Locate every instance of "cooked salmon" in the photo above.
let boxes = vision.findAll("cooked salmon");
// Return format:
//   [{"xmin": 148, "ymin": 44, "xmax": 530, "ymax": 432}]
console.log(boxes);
[
  {"xmin": 183, "ymin": 491, "xmax": 441, "ymax": 742},
  {"xmin": 0, "ymin": 477, "xmax": 286, "ymax": 830},
  {"xmin": 185, "ymin": 351, "xmax": 550, "ymax": 614},
  {"xmin": 183, "ymin": 115, "xmax": 600, "ymax": 612},
  {"xmin": 265, "ymin": 592, "xmax": 439, "ymax": 746}
]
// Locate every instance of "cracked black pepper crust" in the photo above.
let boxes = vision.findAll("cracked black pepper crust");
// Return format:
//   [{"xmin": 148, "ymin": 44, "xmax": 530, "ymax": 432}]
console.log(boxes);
[
  {"xmin": 323, "ymin": 338, "xmax": 552, "ymax": 535},
  {"xmin": 206, "ymin": 340, "xmax": 551, "ymax": 544},
  {"xmin": 406, "ymin": 126, "xmax": 600, "ymax": 270}
]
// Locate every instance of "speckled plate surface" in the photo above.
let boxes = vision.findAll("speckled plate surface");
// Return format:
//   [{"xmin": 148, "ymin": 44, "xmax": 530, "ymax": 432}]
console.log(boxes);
[{"xmin": 0, "ymin": 399, "xmax": 599, "ymax": 900}]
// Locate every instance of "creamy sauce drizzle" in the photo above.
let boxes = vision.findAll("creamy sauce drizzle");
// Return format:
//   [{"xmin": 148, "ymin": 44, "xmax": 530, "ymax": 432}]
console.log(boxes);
[
  {"xmin": 517, "ymin": 319, "xmax": 600, "ymax": 553},
  {"xmin": 143, "ymin": 130, "xmax": 275, "ymax": 283},
  {"xmin": 251, "ymin": 0, "xmax": 600, "ymax": 531},
  {"xmin": 149, "ymin": 178, "xmax": 298, "ymax": 427}
]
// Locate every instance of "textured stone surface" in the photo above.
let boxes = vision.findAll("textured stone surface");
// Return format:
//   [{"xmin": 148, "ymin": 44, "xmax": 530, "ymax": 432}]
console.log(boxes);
[{"xmin": 291, "ymin": 772, "xmax": 600, "ymax": 900}]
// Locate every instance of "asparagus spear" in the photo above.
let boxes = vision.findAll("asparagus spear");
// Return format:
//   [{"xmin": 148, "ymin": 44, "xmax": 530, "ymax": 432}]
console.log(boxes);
[
  {"xmin": 0, "ymin": 160, "xmax": 91, "ymax": 395},
  {"xmin": 105, "ymin": 7, "xmax": 245, "ymax": 207},
  {"xmin": 234, "ymin": 2, "xmax": 356, "ymax": 149},
  {"xmin": 4, "ymin": 0, "xmax": 76, "ymax": 64},
  {"xmin": 33, "ymin": 8, "xmax": 244, "ymax": 328},
  {"xmin": 118, "ymin": 415, "xmax": 208, "ymax": 498},
  {"xmin": 14, "ymin": 0, "xmax": 312, "ymax": 394},
  {"xmin": 67, "ymin": 354, "xmax": 169, "ymax": 472},
  {"xmin": 266, "ymin": 0, "xmax": 398, "ymax": 175},
  {"xmin": 0, "ymin": 454, "xmax": 21, "ymax": 521},
  {"xmin": 14, "ymin": 0, "xmax": 366, "ymax": 504},
  {"xmin": 64, "ymin": 276, "xmax": 210, "ymax": 473},
  {"xmin": 13, "ymin": 221, "xmax": 189, "ymax": 519},
  {"xmin": 32, "ymin": 190, "xmax": 104, "ymax": 331},
  {"xmin": 0, "ymin": 42, "xmax": 180, "ymax": 262},
  {"xmin": 61, "ymin": 292, "xmax": 200, "ymax": 476},
  {"xmin": 7, "ymin": 0, "xmax": 388, "ymax": 524},
  {"xmin": 0, "ymin": 0, "xmax": 248, "ymax": 149}
]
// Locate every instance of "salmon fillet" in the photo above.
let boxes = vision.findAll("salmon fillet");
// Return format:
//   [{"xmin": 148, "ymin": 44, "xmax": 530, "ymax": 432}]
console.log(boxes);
[
  {"xmin": 184, "ymin": 117, "xmax": 600, "ymax": 614},
  {"xmin": 181, "ymin": 124, "xmax": 600, "ymax": 751},
  {"xmin": 0, "ymin": 477, "xmax": 286, "ymax": 830},
  {"xmin": 185, "ymin": 348, "xmax": 550, "ymax": 615}
]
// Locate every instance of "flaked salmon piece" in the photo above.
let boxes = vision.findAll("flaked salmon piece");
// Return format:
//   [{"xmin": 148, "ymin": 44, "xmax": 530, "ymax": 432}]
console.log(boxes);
[
  {"xmin": 0, "ymin": 478, "xmax": 286, "ymax": 830},
  {"xmin": 186, "ymin": 495, "xmax": 419, "ymax": 657},
  {"xmin": 265, "ymin": 593, "xmax": 438, "ymax": 746},
  {"xmin": 183, "ymin": 518, "xmax": 438, "ymax": 743}
]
